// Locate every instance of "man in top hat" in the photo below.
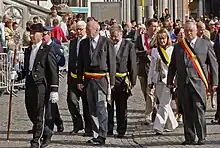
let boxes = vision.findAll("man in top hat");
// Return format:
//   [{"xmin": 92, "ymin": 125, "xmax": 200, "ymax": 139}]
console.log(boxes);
[
  {"xmin": 43, "ymin": 26, "xmax": 65, "ymax": 132},
  {"xmin": 23, "ymin": 23, "xmax": 59, "ymax": 148}
]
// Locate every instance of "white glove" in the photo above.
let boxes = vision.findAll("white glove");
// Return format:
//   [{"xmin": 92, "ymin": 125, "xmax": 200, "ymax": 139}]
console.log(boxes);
[
  {"xmin": 10, "ymin": 70, "xmax": 18, "ymax": 80},
  {"xmin": 50, "ymin": 92, "xmax": 59, "ymax": 103}
]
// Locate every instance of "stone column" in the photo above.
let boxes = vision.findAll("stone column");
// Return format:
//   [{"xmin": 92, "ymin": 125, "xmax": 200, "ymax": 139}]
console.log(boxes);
[
  {"xmin": 0, "ymin": 0, "xmax": 4, "ymax": 16},
  {"xmin": 145, "ymin": 0, "xmax": 154, "ymax": 19},
  {"xmin": 126, "ymin": 0, "xmax": 131, "ymax": 22},
  {"xmin": 173, "ymin": 0, "xmax": 178, "ymax": 21},
  {"xmin": 69, "ymin": 0, "xmax": 80, "ymax": 6},
  {"xmin": 136, "ymin": 0, "xmax": 142, "ymax": 24},
  {"xmin": 197, "ymin": 0, "xmax": 204, "ymax": 18}
]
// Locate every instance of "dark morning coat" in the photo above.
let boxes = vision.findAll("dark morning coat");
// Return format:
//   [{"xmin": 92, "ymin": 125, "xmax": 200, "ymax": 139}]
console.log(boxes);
[{"xmin": 77, "ymin": 36, "xmax": 116, "ymax": 94}]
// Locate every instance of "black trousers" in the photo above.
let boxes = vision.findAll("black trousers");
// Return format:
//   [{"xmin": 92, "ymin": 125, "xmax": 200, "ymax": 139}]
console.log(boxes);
[
  {"xmin": 25, "ymin": 76, "xmax": 51, "ymax": 147},
  {"xmin": 215, "ymin": 86, "xmax": 220, "ymax": 120},
  {"xmin": 45, "ymin": 102, "xmax": 63, "ymax": 131},
  {"xmin": 182, "ymin": 83, "xmax": 206, "ymax": 141},
  {"xmin": 108, "ymin": 83, "xmax": 128, "ymax": 135},
  {"xmin": 67, "ymin": 82, "xmax": 92, "ymax": 133}
]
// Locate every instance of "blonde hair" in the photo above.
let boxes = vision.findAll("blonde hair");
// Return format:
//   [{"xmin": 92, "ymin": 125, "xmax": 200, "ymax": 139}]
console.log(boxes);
[
  {"xmin": 156, "ymin": 28, "xmax": 172, "ymax": 47},
  {"xmin": 203, "ymin": 30, "xmax": 210, "ymax": 39}
]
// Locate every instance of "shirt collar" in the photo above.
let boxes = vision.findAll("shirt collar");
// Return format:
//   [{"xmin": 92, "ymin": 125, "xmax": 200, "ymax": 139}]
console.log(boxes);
[
  {"xmin": 92, "ymin": 34, "xmax": 100, "ymax": 43},
  {"xmin": 78, "ymin": 35, "xmax": 87, "ymax": 41},
  {"xmin": 115, "ymin": 39, "xmax": 122, "ymax": 47},
  {"xmin": 47, "ymin": 39, "xmax": 52, "ymax": 45},
  {"xmin": 190, "ymin": 37, "xmax": 197, "ymax": 45},
  {"xmin": 32, "ymin": 40, "xmax": 42, "ymax": 49}
]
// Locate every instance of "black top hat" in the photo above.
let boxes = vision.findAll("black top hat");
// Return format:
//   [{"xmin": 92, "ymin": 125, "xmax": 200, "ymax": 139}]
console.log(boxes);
[{"xmin": 30, "ymin": 23, "xmax": 44, "ymax": 32}]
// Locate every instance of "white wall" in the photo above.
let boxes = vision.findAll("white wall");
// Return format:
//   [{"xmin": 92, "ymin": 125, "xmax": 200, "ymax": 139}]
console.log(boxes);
[
  {"xmin": 87, "ymin": 0, "xmax": 104, "ymax": 17},
  {"xmin": 25, "ymin": 0, "xmax": 53, "ymax": 10}
]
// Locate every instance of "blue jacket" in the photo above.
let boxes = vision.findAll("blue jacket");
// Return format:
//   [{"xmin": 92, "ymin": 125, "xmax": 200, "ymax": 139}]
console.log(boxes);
[{"xmin": 49, "ymin": 39, "xmax": 65, "ymax": 67}]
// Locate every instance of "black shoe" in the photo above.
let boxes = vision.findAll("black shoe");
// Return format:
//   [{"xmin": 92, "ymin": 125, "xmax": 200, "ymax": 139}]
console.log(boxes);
[
  {"xmin": 197, "ymin": 139, "xmax": 205, "ymax": 145},
  {"xmin": 116, "ymin": 134, "xmax": 125, "ymax": 138},
  {"xmin": 83, "ymin": 132, "xmax": 93, "ymax": 137},
  {"xmin": 27, "ymin": 129, "xmax": 33, "ymax": 134},
  {"xmin": 211, "ymin": 119, "xmax": 220, "ymax": 125},
  {"xmin": 181, "ymin": 140, "xmax": 196, "ymax": 145},
  {"xmin": 86, "ymin": 138, "xmax": 97, "ymax": 144},
  {"xmin": 92, "ymin": 136, "xmax": 105, "ymax": 145},
  {"xmin": 41, "ymin": 132, "xmax": 52, "ymax": 148},
  {"xmin": 57, "ymin": 124, "xmax": 64, "ymax": 132},
  {"xmin": 107, "ymin": 131, "xmax": 113, "ymax": 136}
]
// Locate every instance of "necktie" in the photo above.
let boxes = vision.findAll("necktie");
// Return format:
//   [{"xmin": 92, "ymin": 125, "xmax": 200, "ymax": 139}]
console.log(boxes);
[{"xmin": 90, "ymin": 39, "xmax": 95, "ymax": 53}]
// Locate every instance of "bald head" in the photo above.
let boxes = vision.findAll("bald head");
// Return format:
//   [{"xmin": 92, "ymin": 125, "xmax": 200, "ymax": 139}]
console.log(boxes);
[
  {"xmin": 184, "ymin": 21, "xmax": 197, "ymax": 41},
  {"xmin": 197, "ymin": 21, "xmax": 206, "ymax": 37},
  {"xmin": 86, "ymin": 20, "xmax": 100, "ymax": 38}
]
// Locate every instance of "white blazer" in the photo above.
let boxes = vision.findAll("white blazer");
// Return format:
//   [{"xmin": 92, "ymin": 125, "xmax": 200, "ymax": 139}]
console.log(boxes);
[{"xmin": 148, "ymin": 46, "xmax": 174, "ymax": 85}]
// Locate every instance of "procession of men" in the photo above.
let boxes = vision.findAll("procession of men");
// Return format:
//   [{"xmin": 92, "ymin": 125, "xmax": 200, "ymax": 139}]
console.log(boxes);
[{"xmin": 1, "ymin": 7, "xmax": 220, "ymax": 147}]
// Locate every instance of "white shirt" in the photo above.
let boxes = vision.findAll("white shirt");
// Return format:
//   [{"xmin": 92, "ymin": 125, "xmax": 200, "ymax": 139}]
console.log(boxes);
[
  {"xmin": 189, "ymin": 37, "xmax": 197, "ymax": 49},
  {"xmin": 114, "ymin": 39, "xmax": 122, "ymax": 54},
  {"xmin": 100, "ymin": 30, "xmax": 110, "ymax": 38},
  {"xmin": 77, "ymin": 35, "xmax": 86, "ymax": 56},
  {"xmin": 91, "ymin": 34, "xmax": 100, "ymax": 49},
  {"xmin": 60, "ymin": 21, "xmax": 68, "ymax": 37},
  {"xmin": 47, "ymin": 39, "xmax": 52, "ymax": 45},
  {"xmin": 148, "ymin": 46, "xmax": 174, "ymax": 85},
  {"xmin": 29, "ymin": 40, "xmax": 42, "ymax": 71}
]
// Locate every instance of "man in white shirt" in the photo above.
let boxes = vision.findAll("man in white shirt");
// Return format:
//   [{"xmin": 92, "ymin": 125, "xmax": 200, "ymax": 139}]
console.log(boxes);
[
  {"xmin": 108, "ymin": 24, "xmax": 137, "ymax": 138},
  {"xmin": 60, "ymin": 15, "xmax": 69, "ymax": 37},
  {"xmin": 23, "ymin": 23, "xmax": 59, "ymax": 148},
  {"xmin": 45, "ymin": 6, "xmax": 62, "ymax": 27},
  {"xmin": 68, "ymin": 21, "xmax": 92, "ymax": 135},
  {"xmin": 77, "ymin": 21, "xmax": 116, "ymax": 145}
]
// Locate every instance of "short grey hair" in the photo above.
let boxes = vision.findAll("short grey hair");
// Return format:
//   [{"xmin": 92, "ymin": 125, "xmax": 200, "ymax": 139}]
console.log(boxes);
[
  {"xmin": 109, "ymin": 24, "xmax": 123, "ymax": 33},
  {"xmin": 76, "ymin": 21, "xmax": 86, "ymax": 29}
]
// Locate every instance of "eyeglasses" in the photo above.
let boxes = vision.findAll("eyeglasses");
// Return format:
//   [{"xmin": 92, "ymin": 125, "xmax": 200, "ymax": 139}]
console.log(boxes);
[{"xmin": 43, "ymin": 31, "xmax": 49, "ymax": 36}]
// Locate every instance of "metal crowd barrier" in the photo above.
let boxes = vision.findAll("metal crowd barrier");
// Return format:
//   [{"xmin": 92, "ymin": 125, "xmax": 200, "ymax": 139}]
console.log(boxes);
[
  {"xmin": 0, "ymin": 43, "xmax": 70, "ymax": 96},
  {"xmin": 0, "ymin": 53, "xmax": 9, "ymax": 95}
]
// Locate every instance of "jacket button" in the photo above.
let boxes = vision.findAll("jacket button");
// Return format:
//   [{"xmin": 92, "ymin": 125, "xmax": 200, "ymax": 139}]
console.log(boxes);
[
  {"xmin": 34, "ymin": 75, "xmax": 37, "ymax": 78},
  {"xmin": 36, "ymin": 69, "xmax": 38, "ymax": 71}
]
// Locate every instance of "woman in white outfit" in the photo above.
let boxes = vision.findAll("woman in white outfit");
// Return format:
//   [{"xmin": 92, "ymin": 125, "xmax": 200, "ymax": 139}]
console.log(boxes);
[{"xmin": 148, "ymin": 28, "xmax": 178, "ymax": 135}]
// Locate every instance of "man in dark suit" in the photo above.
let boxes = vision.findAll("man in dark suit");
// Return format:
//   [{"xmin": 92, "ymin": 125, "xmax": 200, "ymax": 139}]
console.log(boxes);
[
  {"xmin": 197, "ymin": 21, "xmax": 210, "ymax": 41},
  {"xmin": 77, "ymin": 21, "xmax": 116, "ymax": 145},
  {"xmin": 24, "ymin": 23, "xmax": 59, "ymax": 148},
  {"xmin": 107, "ymin": 25, "xmax": 137, "ymax": 138},
  {"xmin": 167, "ymin": 20, "xmax": 218, "ymax": 145},
  {"xmin": 123, "ymin": 22, "xmax": 136, "ymax": 42},
  {"xmin": 212, "ymin": 31, "xmax": 220, "ymax": 124},
  {"xmin": 42, "ymin": 26, "xmax": 64, "ymax": 132},
  {"xmin": 67, "ymin": 21, "xmax": 92, "ymax": 135},
  {"xmin": 135, "ymin": 18, "xmax": 158, "ymax": 125}
]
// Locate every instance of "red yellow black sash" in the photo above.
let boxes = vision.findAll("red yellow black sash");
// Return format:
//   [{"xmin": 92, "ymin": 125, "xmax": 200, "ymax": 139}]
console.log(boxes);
[
  {"xmin": 158, "ymin": 47, "xmax": 170, "ymax": 66},
  {"xmin": 180, "ymin": 39, "xmax": 208, "ymax": 92}
]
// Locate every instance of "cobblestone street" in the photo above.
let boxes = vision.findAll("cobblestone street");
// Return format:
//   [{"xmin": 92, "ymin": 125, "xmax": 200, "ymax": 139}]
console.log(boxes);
[{"xmin": 0, "ymin": 77, "xmax": 220, "ymax": 148}]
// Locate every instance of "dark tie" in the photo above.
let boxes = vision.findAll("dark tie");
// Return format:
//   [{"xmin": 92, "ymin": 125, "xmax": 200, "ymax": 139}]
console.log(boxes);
[{"xmin": 90, "ymin": 39, "xmax": 95, "ymax": 52}]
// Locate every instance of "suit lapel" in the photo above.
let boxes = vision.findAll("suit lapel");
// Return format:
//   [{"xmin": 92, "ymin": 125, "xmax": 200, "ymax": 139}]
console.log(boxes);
[
  {"xmin": 33, "ymin": 44, "xmax": 46, "ymax": 67},
  {"xmin": 116, "ymin": 39, "xmax": 125, "ymax": 60},
  {"xmin": 25, "ymin": 47, "xmax": 32, "ymax": 70},
  {"xmin": 193, "ymin": 38, "xmax": 200, "ymax": 54},
  {"xmin": 91, "ymin": 36, "xmax": 104, "ymax": 61},
  {"xmin": 73, "ymin": 38, "xmax": 78, "ymax": 59}
]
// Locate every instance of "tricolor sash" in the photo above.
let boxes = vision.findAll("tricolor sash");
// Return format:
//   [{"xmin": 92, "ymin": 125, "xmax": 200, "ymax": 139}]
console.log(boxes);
[
  {"xmin": 180, "ymin": 39, "xmax": 208, "ymax": 92},
  {"xmin": 158, "ymin": 46, "xmax": 170, "ymax": 66}
]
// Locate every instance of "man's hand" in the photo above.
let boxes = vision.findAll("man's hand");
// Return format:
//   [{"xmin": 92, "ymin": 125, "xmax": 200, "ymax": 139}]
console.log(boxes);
[
  {"xmin": 167, "ymin": 84, "xmax": 175, "ymax": 89},
  {"xmin": 212, "ymin": 85, "xmax": 218, "ymax": 91},
  {"xmin": 148, "ymin": 83, "xmax": 154, "ymax": 89},
  {"xmin": 77, "ymin": 84, "xmax": 84, "ymax": 91},
  {"xmin": 50, "ymin": 92, "xmax": 59, "ymax": 103}
]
